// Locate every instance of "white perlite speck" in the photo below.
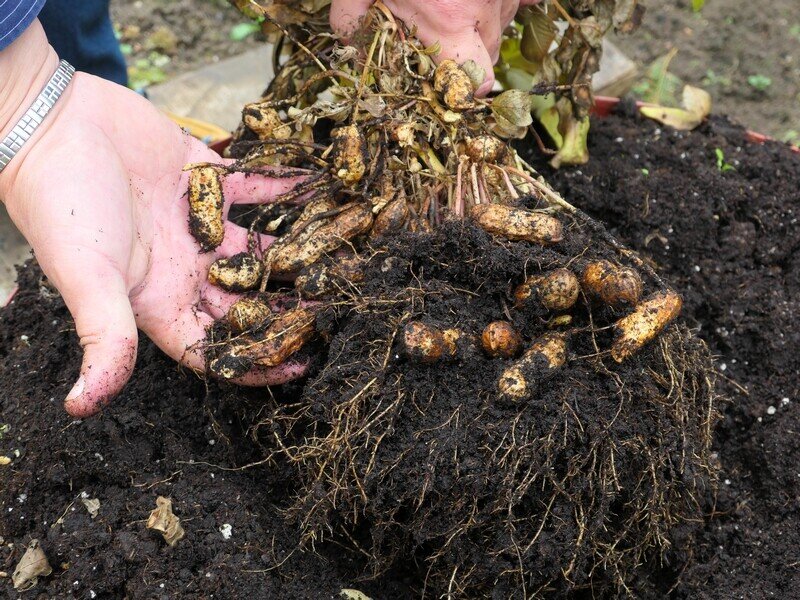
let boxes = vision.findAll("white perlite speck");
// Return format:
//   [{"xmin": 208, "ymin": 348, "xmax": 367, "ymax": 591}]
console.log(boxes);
[
  {"xmin": 767, "ymin": 406, "xmax": 776, "ymax": 415},
  {"xmin": 219, "ymin": 523, "xmax": 233, "ymax": 540}
]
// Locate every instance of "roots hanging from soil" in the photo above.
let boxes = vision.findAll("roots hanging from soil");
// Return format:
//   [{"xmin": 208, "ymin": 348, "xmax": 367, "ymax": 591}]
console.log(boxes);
[{"xmin": 187, "ymin": 3, "xmax": 721, "ymax": 596}]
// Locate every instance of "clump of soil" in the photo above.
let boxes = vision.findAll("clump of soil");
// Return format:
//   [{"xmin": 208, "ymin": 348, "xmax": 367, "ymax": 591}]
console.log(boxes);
[{"xmin": 2, "ymin": 111, "xmax": 798, "ymax": 598}]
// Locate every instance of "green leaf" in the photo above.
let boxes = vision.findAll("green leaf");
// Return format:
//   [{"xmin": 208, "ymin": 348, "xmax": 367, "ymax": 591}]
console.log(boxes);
[
  {"xmin": 119, "ymin": 43, "xmax": 133, "ymax": 56},
  {"xmin": 519, "ymin": 7, "xmax": 557, "ymax": 64},
  {"xmin": 230, "ymin": 22, "xmax": 261, "ymax": 41},
  {"xmin": 747, "ymin": 74, "xmax": 772, "ymax": 92},
  {"xmin": 692, "ymin": 0, "xmax": 705, "ymax": 12}
]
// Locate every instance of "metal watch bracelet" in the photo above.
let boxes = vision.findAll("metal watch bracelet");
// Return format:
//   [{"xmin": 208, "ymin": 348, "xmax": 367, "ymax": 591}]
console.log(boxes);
[{"xmin": 0, "ymin": 59, "xmax": 75, "ymax": 173}]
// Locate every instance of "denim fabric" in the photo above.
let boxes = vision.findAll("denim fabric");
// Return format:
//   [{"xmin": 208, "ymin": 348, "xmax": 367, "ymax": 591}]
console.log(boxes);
[
  {"xmin": 39, "ymin": 0, "xmax": 128, "ymax": 85},
  {"xmin": 0, "ymin": 0, "xmax": 47, "ymax": 51}
]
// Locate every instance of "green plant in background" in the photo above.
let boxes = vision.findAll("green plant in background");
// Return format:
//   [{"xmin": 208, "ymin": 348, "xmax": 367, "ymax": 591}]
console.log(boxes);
[
  {"xmin": 493, "ymin": 1, "xmax": 645, "ymax": 167},
  {"xmin": 230, "ymin": 21, "xmax": 262, "ymax": 41},
  {"xmin": 128, "ymin": 51, "xmax": 170, "ymax": 89},
  {"xmin": 715, "ymin": 148, "xmax": 735, "ymax": 172},
  {"xmin": 747, "ymin": 74, "xmax": 772, "ymax": 92},
  {"xmin": 692, "ymin": 0, "xmax": 705, "ymax": 12}
]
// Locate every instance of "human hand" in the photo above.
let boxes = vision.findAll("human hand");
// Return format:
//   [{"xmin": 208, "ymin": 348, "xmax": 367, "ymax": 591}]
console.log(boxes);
[
  {"xmin": 330, "ymin": 0, "xmax": 542, "ymax": 96},
  {"xmin": 0, "ymin": 36, "xmax": 306, "ymax": 417}
]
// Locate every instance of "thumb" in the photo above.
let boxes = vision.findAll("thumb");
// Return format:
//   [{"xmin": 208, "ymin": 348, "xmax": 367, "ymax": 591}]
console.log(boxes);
[
  {"xmin": 61, "ymin": 271, "xmax": 138, "ymax": 418},
  {"xmin": 330, "ymin": 0, "xmax": 373, "ymax": 37}
]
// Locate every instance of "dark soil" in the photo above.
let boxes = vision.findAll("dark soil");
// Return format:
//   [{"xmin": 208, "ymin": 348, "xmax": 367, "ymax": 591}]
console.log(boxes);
[{"xmin": 2, "ymin": 111, "xmax": 799, "ymax": 598}]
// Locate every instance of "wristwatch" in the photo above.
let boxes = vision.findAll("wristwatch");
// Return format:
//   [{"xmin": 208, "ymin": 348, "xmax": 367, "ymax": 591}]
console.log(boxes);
[{"xmin": 0, "ymin": 59, "xmax": 75, "ymax": 174}]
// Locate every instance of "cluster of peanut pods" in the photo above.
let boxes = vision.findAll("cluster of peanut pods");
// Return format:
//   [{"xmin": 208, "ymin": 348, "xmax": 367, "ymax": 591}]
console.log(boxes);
[{"xmin": 401, "ymin": 257, "xmax": 682, "ymax": 402}]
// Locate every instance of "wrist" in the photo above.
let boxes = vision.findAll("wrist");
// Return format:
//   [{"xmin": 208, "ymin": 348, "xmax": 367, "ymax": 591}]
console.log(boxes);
[{"xmin": 0, "ymin": 20, "xmax": 60, "ymax": 200}]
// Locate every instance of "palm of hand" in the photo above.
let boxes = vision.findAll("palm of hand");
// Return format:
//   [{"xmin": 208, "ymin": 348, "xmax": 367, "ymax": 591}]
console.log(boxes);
[{"xmin": 4, "ymin": 73, "xmax": 304, "ymax": 417}]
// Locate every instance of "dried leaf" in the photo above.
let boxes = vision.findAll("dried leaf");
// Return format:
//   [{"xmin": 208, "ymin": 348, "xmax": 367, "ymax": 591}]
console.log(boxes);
[
  {"xmin": 12, "ymin": 539, "xmax": 52, "ymax": 591},
  {"xmin": 80, "ymin": 494, "xmax": 101, "ymax": 519},
  {"xmin": 460, "ymin": 60, "xmax": 486, "ymax": 90},
  {"xmin": 492, "ymin": 90, "xmax": 533, "ymax": 129},
  {"xmin": 341, "ymin": 589, "xmax": 373, "ymax": 599},
  {"xmin": 639, "ymin": 85, "xmax": 712, "ymax": 131},
  {"xmin": 682, "ymin": 84, "xmax": 712, "ymax": 119},
  {"xmin": 520, "ymin": 7, "xmax": 557, "ymax": 64},
  {"xmin": 146, "ymin": 496, "xmax": 185, "ymax": 547}
]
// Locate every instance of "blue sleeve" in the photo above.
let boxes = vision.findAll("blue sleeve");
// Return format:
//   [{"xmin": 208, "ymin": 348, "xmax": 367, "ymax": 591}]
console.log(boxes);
[{"xmin": 0, "ymin": 0, "xmax": 47, "ymax": 51}]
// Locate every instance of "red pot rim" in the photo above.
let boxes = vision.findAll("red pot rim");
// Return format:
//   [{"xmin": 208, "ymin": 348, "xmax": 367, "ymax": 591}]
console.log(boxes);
[{"xmin": 3, "ymin": 285, "xmax": 18, "ymax": 308}]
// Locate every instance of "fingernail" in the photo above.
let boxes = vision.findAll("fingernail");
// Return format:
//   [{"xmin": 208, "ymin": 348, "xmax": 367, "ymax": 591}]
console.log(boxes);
[{"xmin": 66, "ymin": 376, "xmax": 85, "ymax": 402}]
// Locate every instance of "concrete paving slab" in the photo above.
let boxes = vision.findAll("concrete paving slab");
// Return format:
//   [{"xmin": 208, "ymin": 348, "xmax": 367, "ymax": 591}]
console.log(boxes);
[
  {"xmin": 0, "ymin": 204, "xmax": 30, "ymax": 303},
  {"xmin": 148, "ymin": 46, "xmax": 275, "ymax": 133}
]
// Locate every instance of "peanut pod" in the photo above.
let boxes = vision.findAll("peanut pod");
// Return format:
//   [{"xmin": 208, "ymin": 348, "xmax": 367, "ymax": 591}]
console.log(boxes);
[
  {"xmin": 433, "ymin": 60, "xmax": 475, "ymax": 111},
  {"xmin": 240, "ymin": 307, "xmax": 316, "ymax": 366},
  {"xmin": 295, "ymin": 255, "xmax": 366, "ymax": 299},
  {"xmin": 514, "ymin": 268, "xmax": 579, "ymax": 311},
  {"xmin": 402, "ymin": 322, "xmax": 461, "ymax": 364},
  {"xmin": 208, "ymin": 253, "xmax": 264, "ymax": 292},
  {"xmin": 611, "ymin": 290, "xmax": 682, "ymax": 363},
  {"xmin": 582, "ymin": 260, "xmax": 643, "ymax": 308},
  {"xmin": 270, "ymin": 203, "xmax": 374, "ymax": 274},
  {"xmin": 227, "ymin": 298, "xmax": 273, "ymax": 333},
  {"xmin": 210, "ymin": 339, "xmax": 256, "ymax": 380},
  {"xmin": 371, "ymin": 198, "xmax": 410, "ymax": 238},
  {"xmin": 470, "ymin": 204, "xmax": 563, "ymax": 245},
  {"xmin": 498, "ymin": 333, "xmax": 568, "ymax": 402},
  {"xmin": 481, "ymin": 321, "xmax": 523, "ymax": 359},
  {"xmin": 331, "ymin": 125, "xmax": 368, "ymax": 185},
  {"xmin": 465, "ymin": 135, "xmax": 505, "ymax": 163},
  {"xmin": 188, "ymin": 166, "xmax": 225, "ymax": 251},
  {"xmin": 242, "ymin": 102, "xmax": 291, "ymax": 140}
]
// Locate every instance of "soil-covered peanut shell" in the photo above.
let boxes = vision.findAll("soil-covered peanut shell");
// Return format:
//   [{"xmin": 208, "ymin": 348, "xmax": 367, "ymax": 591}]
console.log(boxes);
[
  {"xmin": 331, "ymin": 125, "xmax": 368, "ymax": 185},
  {"xmin": 433, "ymin": 60, "xmax": 475, "ymax": 110},
  {"xmin": 498, "ymin": 333, "xmax": 568, "ymax": 401},
  {"xmin": 270, "ymin": 203, "xmax": 374, "ymax": 274},
  {"xmin": 465, "ymin": 135, "xmax": 506, "ymax": 163},
  {"xmin": 582, "ymin": 260, "xmax": 643, "ymax": 308},
  {"xmin": 208, "ymin": 253, "xmax": 264, "ymax": 292},
  {"xmin": 210, "ymin": 339, "xmax": 254, "ymax": 380},
  {"xmin": 242, "ymin": 102, "xmax": 291, "ymax": 140},
  {"xmin": 470, "ymin": 204, "xmax": 563, "ymax": 245},
  {"xmin": 371, "ymin": 198, "xmax": 410, "ymax": 238},
  {"xmin": 295, "ymin": 264, "xmax": 334, "ymax": 299},
  {"xmin": 402, "ymin": 322, "xmax": 462, "ymax": 364},
  {"xmin": 188, "ymin": 166, "xmax": 225, "ymax": 252},
  {"xmin": 611, "ymin": 290, "xmax": 682, "ymax": 362},
  {"xmin": 514, "ymin": 268, "xmax": 579, "ymax": 311},
  {"xmin": 227, "ymin": 298, "xmax": 273, "ymax": 332},
  {"xmin": 481, "ymin": 321, "xmax": 523, "ymax": 358},
  {"xmin": 237, "ymin": 307, "xmax": 317, "ymax": 367}
]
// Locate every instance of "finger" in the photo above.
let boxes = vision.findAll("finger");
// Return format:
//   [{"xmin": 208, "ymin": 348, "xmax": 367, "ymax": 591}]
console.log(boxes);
[
  {"xmin": 232, "ymin": 359, "xmax": 310, "ymax": 386},
  {"xmin": 330, "ymin": 0, "xmax": 374, "ymax": 37},
  {"xmin": 219, "ymin": 168, "xmax": 309, "ymax": 207},
  {"xmin": 60, "ymin": 268, "xmax": 139, "ymax": 418},
  {"xmin": 434, "ymin": 30, "xmax": 497, "ymax": 97},
  {"xmin": 218, "ymin": 220, "xmax": 275, "ymax": 257}
]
